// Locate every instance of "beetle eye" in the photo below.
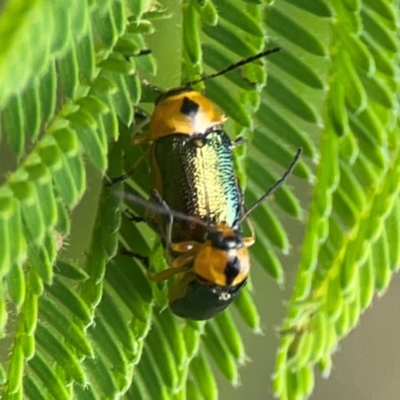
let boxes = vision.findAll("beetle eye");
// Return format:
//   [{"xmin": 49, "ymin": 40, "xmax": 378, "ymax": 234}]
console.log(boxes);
[
  {"xmin": 233, "ymin": 230, "xmax": 243, "ymax": 246},
  {"xmin": 209, "ymin": 231, "xmax": 224, "ymax": 248},
  {"xmin": 208, "ymin": 231, "xmax": 245, "ymax": 250}
]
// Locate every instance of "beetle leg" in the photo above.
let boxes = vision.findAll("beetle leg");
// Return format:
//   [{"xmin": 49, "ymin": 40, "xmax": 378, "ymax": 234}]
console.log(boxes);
[
  {"xmin": 106, "ymin": 147, "xmax": 150, "ymax": 187},
  {"xmin": 150, "ymin": 189, "xmax": 174, "ymax": 248},
  {"xmin": 136, "ymin": 49, "xmax": 151, "ymax": 57},
  {"xmin": 168, "ymin": 273, "xmax": 196, "ymax": 302},
  {"xmin": 131, "ymin": 122, "xmax": 150, "ymax": 145},
  {"xmin": 231, "ymin": 137, "xmax": 247, "ymax": 148},
  {"xmin": 150, "ymin": 188, "xmax": 165, "ymax": 205},
  {"xmin": 119, "ymin": 247, "xmax": 149, "ymax": 268},
  {"xmin": 140, "ymin": 78, "xmax": 165, "ymax": 94},
  {"xmin": 133, "ymin": 107, "xmax": 148, "ymax": 120},
  {"xmin": 243, "ymin": 217, "xmax": 256, "ymax": 247},
  {"xmin": 123, "ymin": 209, "xmax": 144, "ymax": 223},
  {"xmin": 170, "ymin": 241, "xmax": 200, "ymax": 253},
  {"xmin": 106, "ymin": 172, "xmax": 131, "ymax": 187},
  {"xmin": 171, "ymin": 252, "xmax": 195, "ymax": 269},
  {"xmin": 149, "ymin": 264, "xmax": 188, "ymax": 282}
]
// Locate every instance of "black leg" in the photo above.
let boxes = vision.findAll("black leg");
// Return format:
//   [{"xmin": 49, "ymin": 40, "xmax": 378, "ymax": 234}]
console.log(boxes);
[
  {"xmin": 134, "ymin": 108, "xmax": 149, "ymax": 121},
  {"xmin": 106, "ymin": 173, "xmax": 132, "ymax": 188},
  {"xmin": 231, "ymin": 137, "xmax": 246, "ymax": 148},
  {"xmin": 124, "ymin": 209, "xmax": 145, "ymax": 223},
  {"xmin": 136, "ymin": 49, "xmax": 151, "ymax": 57},
  {"xmin": 119, "ymin": 247, "xmax": 149, "ymax": 269}
]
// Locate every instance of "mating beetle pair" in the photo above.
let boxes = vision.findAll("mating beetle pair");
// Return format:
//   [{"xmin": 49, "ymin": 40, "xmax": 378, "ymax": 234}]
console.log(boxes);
[{"xmin": 117, "ymin": 48, "xmax": 301, "ymax": 320}]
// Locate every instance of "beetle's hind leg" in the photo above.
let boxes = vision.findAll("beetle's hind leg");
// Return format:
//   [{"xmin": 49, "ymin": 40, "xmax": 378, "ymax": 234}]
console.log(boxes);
[
  {"xmin": 106, "ymin": 146, "xmax": 150, "ymax": 187},
  {"xmin": 131, "ymin": 108, "xmax": 151, "ymax": 144},
  {"xmin": 106, "ymin": 172, "xmax": 134, "ymax": 187},
  {"xmin": 119, "ymin": 247, "xmax": 150, "ymax": 269},
  {"xmin": 149, "ymin": 189, "xmax": 175, "ymax": 249},
  {"xmin": 231, "ymin": 136, "xmax": 247, "ymax": 148},
  {"xmin": 123, "ymin": 209, "xmax": 145, "ymax": 223},
  {"xmin": 106, "ymin": 106, "xmax": 151, "ymax": 187}
]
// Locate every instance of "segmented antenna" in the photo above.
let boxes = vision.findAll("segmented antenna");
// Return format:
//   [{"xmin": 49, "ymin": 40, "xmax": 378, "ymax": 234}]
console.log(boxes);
[
  {"xmin": 114, "ymin": 190, "xmax": 209, "ymax": 228},
  {"xmin": 240, "ymin": 148, "xmax": 302, "ymax": 222},
  {"xmin": 184, "ymin": 47, "xmax": 282, "ymax": 87}
]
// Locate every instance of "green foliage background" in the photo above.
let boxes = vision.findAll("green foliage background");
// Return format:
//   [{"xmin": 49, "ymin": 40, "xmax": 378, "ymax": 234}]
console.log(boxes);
[{"xmin": 0, "ymin": 0, "xmax": 399, "ymax": 399}]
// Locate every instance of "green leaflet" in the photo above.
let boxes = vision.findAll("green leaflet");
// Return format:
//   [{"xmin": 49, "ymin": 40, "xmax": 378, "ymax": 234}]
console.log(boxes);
[
  {"xmin": 188, "ymin": 352, "xmax": 218, "ymax": 400},
  {"xmin": 266, "ymin": 8, "xmax": 327, "ymax": 56},
  {"xmin": 281, "ymin": 0, "xmax": 332, "ymax": 17},
  {"xmin": 6, "ymin": 262, "xmax": 25, "ymax": 310},
  {"xmin": 58, "ymin": 43, "xmax": 80, "ymax": 99},
  {"xmin": 272, "ymin": 0, "xmax": 400, "ymax": 398}
]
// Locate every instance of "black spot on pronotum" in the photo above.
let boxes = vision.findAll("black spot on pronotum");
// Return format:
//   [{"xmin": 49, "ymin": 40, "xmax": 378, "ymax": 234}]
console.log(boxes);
[
  {"xmin": 224, "ymin": 256, "xmax": 241, "ymax": 286},
  {"xmin": 180, "ymin": 97, "xmax": 200, "ymax": 119}
]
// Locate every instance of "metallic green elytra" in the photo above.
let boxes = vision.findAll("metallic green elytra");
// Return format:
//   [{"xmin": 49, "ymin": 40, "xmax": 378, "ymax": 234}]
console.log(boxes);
[{"xmin": 151, "ymin": 129, "xmax": 242, "ymax": 240}]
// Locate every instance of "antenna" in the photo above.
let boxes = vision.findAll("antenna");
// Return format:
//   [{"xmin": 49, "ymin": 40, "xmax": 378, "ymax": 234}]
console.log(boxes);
[
  {"xmin": 184, "ymin": 47, "xmax": 282, "ymax": 87},
  {"xmin": 240, "ymin": 148, "xmax": 302, "ymax": 222},
  {"xmin": 114, "ymin": 190, "xmax": 210, "ymax": 229}
]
